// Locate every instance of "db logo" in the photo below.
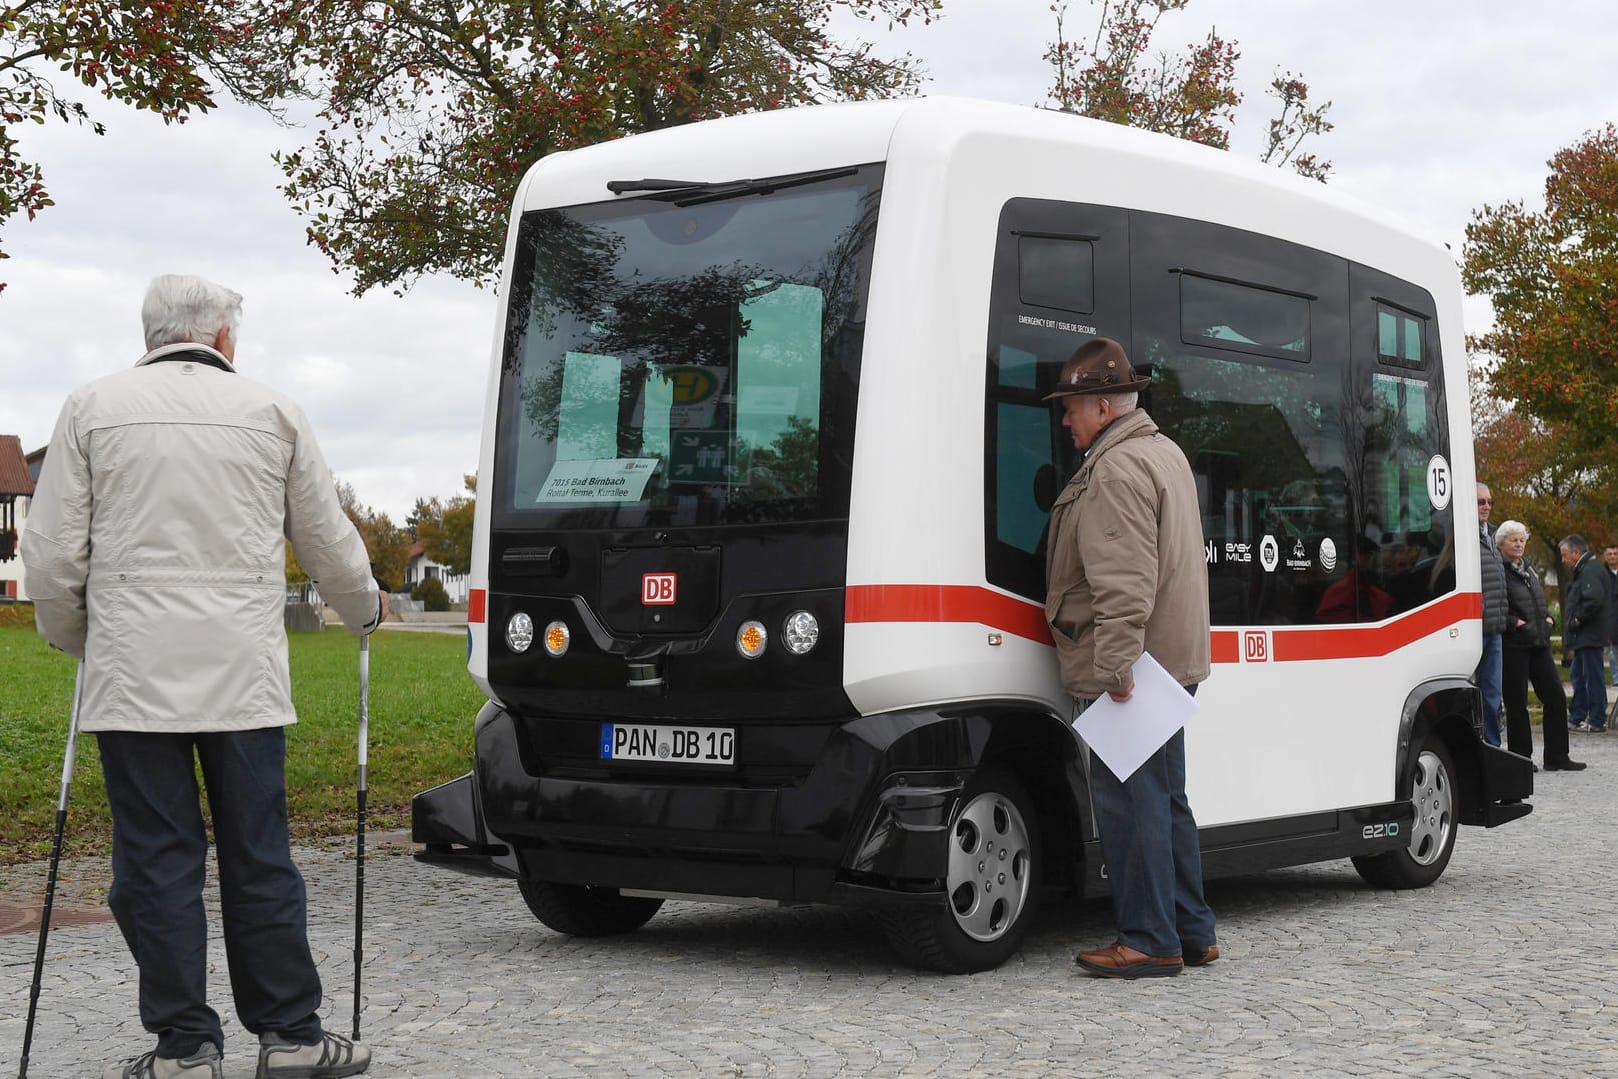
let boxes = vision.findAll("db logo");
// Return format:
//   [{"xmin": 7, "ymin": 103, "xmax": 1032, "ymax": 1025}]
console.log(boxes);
[
  {"xmin": 641, "ymin": 572, "xmax": 677, "ymax": 605},
  {"xmin": 1243, "ymin": 630, "xmax": 1269, "ymax": 662}
]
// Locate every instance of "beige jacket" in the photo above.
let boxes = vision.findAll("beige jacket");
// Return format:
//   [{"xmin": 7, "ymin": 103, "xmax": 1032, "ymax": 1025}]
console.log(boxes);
[
  {"xmin": 1044, "ymin": 408, "xmax": 1211, "ymax": 696},
  {"xmin": 23, "ymin": 343, "xmax": 380, "ymax": 733}
]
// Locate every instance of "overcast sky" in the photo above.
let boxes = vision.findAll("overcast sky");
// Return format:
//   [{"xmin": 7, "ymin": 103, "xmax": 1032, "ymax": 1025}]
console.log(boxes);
[{"xmin": 3, "ymin": 0, "xmax": 1615, "ymax": 521}]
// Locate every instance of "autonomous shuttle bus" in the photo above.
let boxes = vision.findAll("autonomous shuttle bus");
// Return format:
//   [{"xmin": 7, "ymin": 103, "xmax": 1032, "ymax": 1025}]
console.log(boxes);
[{"xmin": 413, "ymin": 96, "xmax": 1534, "ymax": 973}]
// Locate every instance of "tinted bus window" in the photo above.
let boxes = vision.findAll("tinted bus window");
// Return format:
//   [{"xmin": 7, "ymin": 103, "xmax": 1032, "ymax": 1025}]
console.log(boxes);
[
  {"xmin": 1179, "ymin": 274, "xmax": 1311, "ymax": 362},
  {"xmin": 1019, "ymin": 236, "xmax": 1095, "ymax": 314},
  {"xmin": 983, "ymin": 203, "xmax": 1452, "ymax": 625},
  {"xmin": 1377, "ymin": 302, "xmax": 1426, "ymax": 370},
  {"xmin": 492, "ymin": 167, "xmax": 882, "ymax": 530}
]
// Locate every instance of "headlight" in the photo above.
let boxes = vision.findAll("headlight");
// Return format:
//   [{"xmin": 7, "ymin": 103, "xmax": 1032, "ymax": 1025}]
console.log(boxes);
[
  {"xmin": 505, "ymin": 612, "xmax": 535, "ymax": 653},
  {"xmin": 782, "ymin": 610, "xmax": 819, "ymax": 655},
  {"xmin": 543, "ymin": 620, "xmax": 570, "ymax": 657},
  {"xmin": 736, "ymin": 620, "xmax": 767, "ymax": 659}
]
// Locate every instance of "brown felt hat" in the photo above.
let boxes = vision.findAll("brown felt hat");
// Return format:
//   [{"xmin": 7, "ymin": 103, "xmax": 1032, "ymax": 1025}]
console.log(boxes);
[{"xmin": 1041, "ymin": 337, "xmax": 1151, "ymax": 400}]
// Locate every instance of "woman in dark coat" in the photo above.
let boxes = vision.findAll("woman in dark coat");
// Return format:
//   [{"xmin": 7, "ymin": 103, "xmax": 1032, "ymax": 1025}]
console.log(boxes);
[{"xmin": 1497, "ymin": 521, "xmax": 1584, "ymax": 771}]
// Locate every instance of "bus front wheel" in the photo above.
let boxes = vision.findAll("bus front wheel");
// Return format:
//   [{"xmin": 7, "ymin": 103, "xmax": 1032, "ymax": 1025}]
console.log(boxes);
[
  {"xmin": 881, "ymin": 766, "xmax": 1041, "ymax": 974},
  {"xmin": 1352, "ymin": 736, "xmax": 1457, "ymax": 889},
  {"xmin": 518, "ymin": 879, "xmax": 665, "ymax": 937}
]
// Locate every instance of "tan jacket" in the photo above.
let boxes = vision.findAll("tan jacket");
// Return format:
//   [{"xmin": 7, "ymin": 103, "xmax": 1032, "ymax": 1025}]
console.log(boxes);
[
  {"xmin": 1044, "ymin": 408, "xmax": 1210, "ymax": 696},
  {"xmin": 23, "ymin": 343, "xmax": 380, "ymax": 733}
]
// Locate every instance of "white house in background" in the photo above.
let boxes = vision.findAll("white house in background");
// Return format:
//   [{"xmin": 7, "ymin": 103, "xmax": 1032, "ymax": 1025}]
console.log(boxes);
[
  {"xmin": 404, "ymin": 540, "xmax": 470, "ymax": 604},
  {"xmin": 0, "ymin": 436, "xmax": 38, "ymax": 601}
]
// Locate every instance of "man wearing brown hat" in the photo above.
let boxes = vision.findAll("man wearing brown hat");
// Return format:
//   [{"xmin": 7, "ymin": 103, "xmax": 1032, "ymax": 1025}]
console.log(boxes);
[{"xmin": 1044, "ymin": 336, "xmax": 1218, "ymax": 978}]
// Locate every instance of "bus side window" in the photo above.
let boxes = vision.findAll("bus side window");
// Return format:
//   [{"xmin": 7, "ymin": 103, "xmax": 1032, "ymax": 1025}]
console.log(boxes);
[
  {"xmin": 1354, "ymin": 270, "xmax": 1450, "ymax": 613},
  {"xmin": 1194, "ymin": 449, "xmax": 1251, "ymax": 624},
  {"xmin": 983, "ymin": 200, "xmax": 1131, "ymax": 602},
  {"xmin": 1376, "ymin": 302, "xmax": 1426, "ymax": 370},
  {"xmin": 994, "ymin": 400, "xmax": 1056, "ymax": 558},
  {"xmin": 1132, "ymin": 209, "xmax": 1348, "ymax": 628}
]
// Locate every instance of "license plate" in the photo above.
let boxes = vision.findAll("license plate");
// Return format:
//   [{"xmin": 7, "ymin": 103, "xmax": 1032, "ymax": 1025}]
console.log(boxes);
[{"xmin": 600, "ymin": 723, "xmax": 735, "ymax": 765}]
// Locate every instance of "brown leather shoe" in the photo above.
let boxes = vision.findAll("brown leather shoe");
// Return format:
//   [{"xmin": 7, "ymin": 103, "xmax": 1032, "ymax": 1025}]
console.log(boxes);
[
  {"xmin": 1074, "ymin": 942, "xmax": 1183, "ymax": 978},
  {"xmin": 1182, "ymin": 943, "xmax": 1220, "ymax": 967}
]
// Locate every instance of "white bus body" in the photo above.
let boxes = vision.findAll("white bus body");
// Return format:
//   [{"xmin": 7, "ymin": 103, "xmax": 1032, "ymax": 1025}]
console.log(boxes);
[{"xmin": 415, "ymin": 97, "xmax": 1532, "ymax": 973}]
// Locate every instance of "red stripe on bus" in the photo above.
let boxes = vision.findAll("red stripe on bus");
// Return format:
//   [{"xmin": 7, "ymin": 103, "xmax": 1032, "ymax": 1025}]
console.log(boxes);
[
  {"xmin": 844, "ymin": 585, "xmax": 1482, "ymax": 662},
  {"xmin": 1269, "ymin": 591, "xmax": 1481, "ymax": 662},
  {"xmin": 845, "ymin": 584, "xmax": 1054, "ymax": 644},
  {"xmin": 468, "ymin": 588, "xmax": 487, "ymax": 624}
]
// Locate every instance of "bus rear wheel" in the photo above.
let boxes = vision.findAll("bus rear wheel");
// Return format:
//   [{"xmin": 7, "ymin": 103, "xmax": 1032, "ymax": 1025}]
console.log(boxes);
[
  {"xmin": 1352, "ymin": 736, "xmax": 1457, "ymax": 889},
  {"xmin": 518, "ymin": 879, "xmax": 665, "ymax": 937},
  {"xmin": 881, "ymin": 766, "xmax": 1040, "ymax": 973}
]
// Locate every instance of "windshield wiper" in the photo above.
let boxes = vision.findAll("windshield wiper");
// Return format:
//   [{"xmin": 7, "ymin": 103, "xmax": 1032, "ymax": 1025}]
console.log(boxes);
[{"xmin": 605, "ymin": 167, "xmax": 859, "ymax": 206}]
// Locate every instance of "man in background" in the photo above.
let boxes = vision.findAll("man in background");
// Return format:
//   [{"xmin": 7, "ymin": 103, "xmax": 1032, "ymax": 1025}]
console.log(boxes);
[
  {"xmin": 1560, "ymin": 534, "xmax": 1610, "ymax": 733},
  {"xmin": 1602, "ymin": 543, "xmax": 1618, "ymax": 686},
  {"xmin": 1475, "ymin": 484, "xmax": 1507, "ymax": 746}
]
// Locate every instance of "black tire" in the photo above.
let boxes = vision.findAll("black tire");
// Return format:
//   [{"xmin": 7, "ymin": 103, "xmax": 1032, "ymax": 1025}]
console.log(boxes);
[
  {"xmin": 1352, "ymin": 735, "xmax": 1458, "ymax": 889},
  {"xmin": 518, "ymin": 879, "xmax": 665, "ymax": 937},
  {"xmin": 881, "ymin": 765, "xmax": 1041, "ymax": 974}
]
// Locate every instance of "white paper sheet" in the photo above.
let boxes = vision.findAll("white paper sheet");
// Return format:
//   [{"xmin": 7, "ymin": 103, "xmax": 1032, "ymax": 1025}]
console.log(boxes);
[{"xmin": 1072, "ymin": 652, "xmax": 1200, "ymax": 781}]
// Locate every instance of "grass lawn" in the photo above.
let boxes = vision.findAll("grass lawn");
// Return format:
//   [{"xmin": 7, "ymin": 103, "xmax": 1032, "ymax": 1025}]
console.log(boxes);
[{"xmin": 0, "ymin": 625, "xmax": 483, "ymax": 863}]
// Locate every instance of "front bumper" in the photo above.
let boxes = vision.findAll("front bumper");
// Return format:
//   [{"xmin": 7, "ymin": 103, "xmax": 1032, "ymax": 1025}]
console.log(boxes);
[{"xmin": 411, "ymin": 700, "xmax": 1004, "ymax": 904}]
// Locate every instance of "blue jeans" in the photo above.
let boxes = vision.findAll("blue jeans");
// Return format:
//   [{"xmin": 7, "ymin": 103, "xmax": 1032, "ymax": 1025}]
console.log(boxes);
[
  {"xmin": 1606, "ymin": 643, "xmax": 1618, "ymax": 687},
  {"xmin": 1570, "ymin": 647, "xmax": 1608, "ymax": 729},
  {"xmin": 1475, "ymin": 633, "xmax": 1503, "ymax": 746},
  {"xmin": 1088, "ymin": 725, "xmax": 1216, "ymax": 958},
  {"xmin": 97, "ymin": 728, "xmax": 326, "ymax": 1059}
]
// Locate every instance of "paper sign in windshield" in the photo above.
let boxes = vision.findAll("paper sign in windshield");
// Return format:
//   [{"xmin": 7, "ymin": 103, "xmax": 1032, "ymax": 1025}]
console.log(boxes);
[{"xmin": 536, "ymin": 458, "xmax": 658, "ymax": 504}]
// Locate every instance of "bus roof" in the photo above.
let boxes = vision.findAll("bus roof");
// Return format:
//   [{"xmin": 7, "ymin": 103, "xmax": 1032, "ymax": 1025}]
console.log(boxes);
[{"xmin": 515, "ymin": 96, "xmax": 1453, "ymax": 287}]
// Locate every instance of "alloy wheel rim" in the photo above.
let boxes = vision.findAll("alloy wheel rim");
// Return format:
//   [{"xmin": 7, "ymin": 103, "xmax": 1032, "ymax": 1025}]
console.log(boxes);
[
  {"xmin": 945, "ymin": 790, "xmax": 1033, "ymax": 942},
  {"xmin": 1408, "ymin": 748, "xmax": 1453, "ymax": 866}
]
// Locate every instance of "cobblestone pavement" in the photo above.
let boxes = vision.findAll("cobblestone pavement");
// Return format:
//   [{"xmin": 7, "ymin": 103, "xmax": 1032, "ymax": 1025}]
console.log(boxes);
[{"xmin": 5, "ymin": 735, "xmax": 1617, "ymax": 1078}]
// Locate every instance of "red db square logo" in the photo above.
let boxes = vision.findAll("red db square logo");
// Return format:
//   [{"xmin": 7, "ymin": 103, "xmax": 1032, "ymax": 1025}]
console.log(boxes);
[
  {"xmin": 1243, "ymin": 630, "xmax": 1269, "ymax": 662},
  {"xmin": 641, "ymin": 572, "xmax": 677, "ymax": 605}
]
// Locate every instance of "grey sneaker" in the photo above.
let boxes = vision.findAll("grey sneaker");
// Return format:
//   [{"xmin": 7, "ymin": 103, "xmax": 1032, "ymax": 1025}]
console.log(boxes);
[
  {"xmin": 255, "ymin": 1031, "xmax": 370, "ymax": 1078},
  {"xmin": 103, "ymin": 1043, "xmax": 223, "ymax": 1079}
]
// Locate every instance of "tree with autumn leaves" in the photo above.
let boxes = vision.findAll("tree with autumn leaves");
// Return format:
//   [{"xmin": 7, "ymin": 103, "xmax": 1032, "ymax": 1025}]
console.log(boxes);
[
  {"xmin": 413, "ymin": 475, "xmax": 477, "ymax": 578},
  {"xmin": 0, "ymin": 0, "xmax": 290, "ymax": 291},
  {"xmin": 1464, "ymin": 123, "xmax": 1618, "ymax": 558},
  {"xmin": 286, "ymin": 479, "xmax": 413, "ymax": 593},
  {"xmin": 2, "ymin": 0, "xmax": 938, "ymax": 296},
  {"xmin": 1044, "ymin": 0, "xmax": 1332, "ymax": 181},
  {"xmin": 1468, "ymin": 380, "xmax": 1618, "ymax": 573},
  {"xmin": 222, "ymin": 0, "xmax": 941, "ymax": 295}
]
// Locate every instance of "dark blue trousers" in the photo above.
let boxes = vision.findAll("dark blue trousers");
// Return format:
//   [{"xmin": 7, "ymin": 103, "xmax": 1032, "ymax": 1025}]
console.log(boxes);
[
  {"xmin": 97, "ymin": 728, "xmax": 325, "ymax": 1058},
  {"xmin": 1089, "ymin": 725, "xmax": 1217, "ymax": 959},
  {"xmin": 1570, "ymin": 647, "xmax": 1608, "ymax": 729}
]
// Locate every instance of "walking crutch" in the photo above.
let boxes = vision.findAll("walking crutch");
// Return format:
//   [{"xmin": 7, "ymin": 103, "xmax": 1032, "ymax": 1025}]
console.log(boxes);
[
  {"xmin": 19, "ymin": 662, "xmax": 86, "ymax": 1079},
  {"xmin": 352, "ymin": 635, "xmax": 369, "ymax": 1041}
]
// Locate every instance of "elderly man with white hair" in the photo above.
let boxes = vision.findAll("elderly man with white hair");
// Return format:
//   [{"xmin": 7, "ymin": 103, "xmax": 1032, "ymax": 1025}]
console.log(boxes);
[{"xmin": 25, "ymin": 274, "xmax": 385, "ymax": 1079}]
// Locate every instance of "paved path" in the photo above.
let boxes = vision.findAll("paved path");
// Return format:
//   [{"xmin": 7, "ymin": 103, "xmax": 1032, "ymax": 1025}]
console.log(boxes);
[{"xmin": 5, "ymin": 735, "xmax": 1617, "ymax": 1078}]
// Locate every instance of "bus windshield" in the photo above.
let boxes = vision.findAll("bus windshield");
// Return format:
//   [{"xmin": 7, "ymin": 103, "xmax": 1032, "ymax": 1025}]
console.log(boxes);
[{"xmin": 493, "ymin": 164, "xmax": 882, "ymax": 529}]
